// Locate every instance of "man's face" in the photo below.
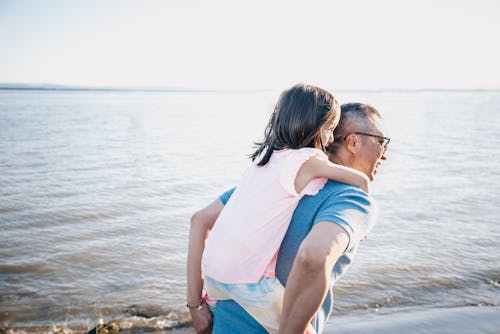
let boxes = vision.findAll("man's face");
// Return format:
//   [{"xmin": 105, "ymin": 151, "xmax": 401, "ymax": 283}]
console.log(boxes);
[{"xmin": 355, "ymin": 117, "xmax": 388, "ymax": 181}]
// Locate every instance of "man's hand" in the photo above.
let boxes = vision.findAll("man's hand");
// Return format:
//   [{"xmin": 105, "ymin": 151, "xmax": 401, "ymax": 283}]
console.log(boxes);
[{"xmin": 189, "ymin": 300, "xmax": 213, "ymax": 334}]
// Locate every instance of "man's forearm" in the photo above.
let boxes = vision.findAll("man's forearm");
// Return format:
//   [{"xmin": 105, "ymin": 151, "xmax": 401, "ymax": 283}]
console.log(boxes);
[
  {"xmin": 278, "ymin": 222, "xmax": 349, "ymax": 334},
  {"xmin": 278, "ymin": 256, "xmax": 330, "ymax": 333},
  {"xmin": 185, "ymin": 199, "xmax": 224, "ymax": 334},
  {"xmin": 186, "ymin": 199, "xmax": 224, "ymax": 302},
  {"xmin": 186, "ymin": 218, "xmax": 209, "ymax": 305}
]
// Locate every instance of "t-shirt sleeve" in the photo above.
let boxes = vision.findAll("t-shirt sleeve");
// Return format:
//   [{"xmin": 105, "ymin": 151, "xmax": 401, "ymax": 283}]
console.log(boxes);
[
  {"xmin": 314, "ymin": 186, "xmax": 378, "ymax": 252},
  {"xmin": 219, "ymin": 187, "xmax": 236, "ymax": 205},
  {"xmin": 279, "ymin": 148, "xmax": 328, "ymax": 196}
]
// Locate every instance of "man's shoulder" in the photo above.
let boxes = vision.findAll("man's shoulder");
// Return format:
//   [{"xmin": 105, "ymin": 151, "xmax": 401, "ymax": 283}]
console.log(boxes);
[
  {"xmin": 293, "ymin": 180, "xmax": 376, "ymax": 231},
  {"xmin": 307, "ymin": 180, "xmax": 374, "ymax": 204},
  {"xmin": 296, "ymin": 180, "xmax": 377, "ymax": 230}
]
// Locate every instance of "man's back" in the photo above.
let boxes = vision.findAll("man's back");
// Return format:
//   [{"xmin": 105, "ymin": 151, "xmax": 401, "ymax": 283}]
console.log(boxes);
[{"xmin": 214, "ymin": 180, "xmax": 377, "ymax": 333}]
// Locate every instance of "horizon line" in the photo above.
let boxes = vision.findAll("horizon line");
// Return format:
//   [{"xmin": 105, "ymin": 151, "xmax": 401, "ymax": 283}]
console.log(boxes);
[{"xmin": 1, "ymin": 83, "xmax": 499, "ymax": 93}]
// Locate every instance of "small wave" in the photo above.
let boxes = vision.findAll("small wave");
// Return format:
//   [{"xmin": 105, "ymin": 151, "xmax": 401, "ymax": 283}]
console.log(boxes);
[
  {"xmin": 87, "ymin": 312, "xmax": 193, "ymax": 334},
  {"xmin": 1, "ymin": 306, "xmax": 193, "ymax": 334},
  {"xmin": 0, "ymin": 262, "xmax": 55, "ymax": 275},
  {"xmin": 0, "ymin": 206, "xmax": 20, "ymax": 214},
  {"xmin": 332, "ymin": 267, "xmax": 500, "ymax": 315}
]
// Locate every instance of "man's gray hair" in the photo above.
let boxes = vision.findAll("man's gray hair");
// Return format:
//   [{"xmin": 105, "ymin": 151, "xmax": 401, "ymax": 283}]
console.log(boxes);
[{"xmin": 327, "ymin": 103, "xmax": 381, "ymax": 153}]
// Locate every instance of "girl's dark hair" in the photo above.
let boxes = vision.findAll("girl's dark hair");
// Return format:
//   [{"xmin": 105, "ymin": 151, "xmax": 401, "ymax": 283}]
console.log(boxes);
[{"xmin": 250, "ymin": 83, "xmax": 340, "ymax": 166}]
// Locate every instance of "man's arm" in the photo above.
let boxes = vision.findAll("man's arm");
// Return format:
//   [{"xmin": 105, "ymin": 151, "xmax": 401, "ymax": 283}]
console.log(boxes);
[
  {"xmin": 186, "ymin": 199, "xmax": 224, "ymax": 334},
  {"xmin": 278, "ymin": 222, "xmax": 349, "ymax": 334}
]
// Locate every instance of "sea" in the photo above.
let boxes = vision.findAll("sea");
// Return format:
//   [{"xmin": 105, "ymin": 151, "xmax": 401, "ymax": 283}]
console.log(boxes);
[{"xmin": 1, "ymin": 89, "xmax": 499, "ymax": 333}]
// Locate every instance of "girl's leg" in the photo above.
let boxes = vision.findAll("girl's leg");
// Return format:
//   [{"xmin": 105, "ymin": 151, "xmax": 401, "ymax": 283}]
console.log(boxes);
[
  {"xmin": 206, "ymin": 276, "xmax": 316, "ymax": 334},
  {"xmin": 228, "ymin": 277, "xmax": 284, "ymax": 334},
  {"xmin": 204, "ymin": 276, "xmax": 232, "ymax": 302},
  {"xmin": 230, "ymin": 277, "xmax": 317, "ymax": 334}
]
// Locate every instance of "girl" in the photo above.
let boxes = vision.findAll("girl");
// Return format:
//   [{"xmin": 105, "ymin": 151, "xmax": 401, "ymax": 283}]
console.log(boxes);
[{"xmin": 195, "ymin": 84, "xmax": 369, "ymax": 333}]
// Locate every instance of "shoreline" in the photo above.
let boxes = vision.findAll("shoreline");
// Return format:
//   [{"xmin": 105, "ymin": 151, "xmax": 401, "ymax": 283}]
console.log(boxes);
[
  {"xmin": 325, "ymin": 306, "xmax": 500, "ymax": 334},
  {"xmin": 2, "ymin": 306, "xmax": 499, "ymax": 334}
]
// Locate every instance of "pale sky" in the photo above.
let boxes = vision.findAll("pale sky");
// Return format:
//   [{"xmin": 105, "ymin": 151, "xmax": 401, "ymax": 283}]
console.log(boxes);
[{"xmin": 0, "ymin": 0, "xmax": 499, "ymax": 90}]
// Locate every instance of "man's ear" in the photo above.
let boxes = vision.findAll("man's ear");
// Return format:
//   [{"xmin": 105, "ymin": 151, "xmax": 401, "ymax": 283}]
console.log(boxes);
[{"xmin": 344, "ymin": 133, "xmax": 360, "ymax": 154}]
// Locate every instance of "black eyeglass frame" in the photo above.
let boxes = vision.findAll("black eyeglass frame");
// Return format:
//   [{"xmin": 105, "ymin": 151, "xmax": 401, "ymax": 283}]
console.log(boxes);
[{"xmin": 335, "ymin": 132, "xmax": 391, "ymax": 150}]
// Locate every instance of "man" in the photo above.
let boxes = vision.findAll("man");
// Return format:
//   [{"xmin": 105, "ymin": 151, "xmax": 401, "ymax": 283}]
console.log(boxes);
[{"xmin": 186, "ymin": 103, "xmax": 389, "ymax": 333}]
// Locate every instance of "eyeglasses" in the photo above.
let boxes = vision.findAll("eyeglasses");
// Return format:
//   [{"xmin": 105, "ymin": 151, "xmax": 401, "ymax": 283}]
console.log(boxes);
[{"xmin": 335, "ymin": 132, "xmax": 391, "ymax": 151}]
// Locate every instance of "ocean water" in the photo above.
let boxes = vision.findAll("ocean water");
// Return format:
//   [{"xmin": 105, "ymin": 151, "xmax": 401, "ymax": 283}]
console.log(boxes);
[{"xmin": 1, "ymin": 89, "xmax": 499, "ymax": 332}]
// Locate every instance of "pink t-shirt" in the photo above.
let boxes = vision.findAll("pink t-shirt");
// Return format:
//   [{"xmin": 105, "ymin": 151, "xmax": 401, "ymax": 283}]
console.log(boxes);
[{"xmin": 202, "ymin": 147, "xmax": 328, "ymax": 284}]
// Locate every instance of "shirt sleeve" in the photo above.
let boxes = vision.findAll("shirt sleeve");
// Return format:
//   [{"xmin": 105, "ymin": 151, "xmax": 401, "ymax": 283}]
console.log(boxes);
[
  {"xmin": 219, "ymin": 187, "xmax": 236, "ymax": 205},
  {"xmin": 313, "ymin": 185, "xmax": 378, "ymax": 253},
  {"xmin": 279, "ymin": 148, "xmax": 327, "ymax": 196}
]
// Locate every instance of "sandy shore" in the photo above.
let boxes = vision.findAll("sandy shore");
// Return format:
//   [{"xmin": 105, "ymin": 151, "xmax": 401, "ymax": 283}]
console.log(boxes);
[{"xmin": 324, "ymin": 306, "xmax": 500, "ymax": 334}]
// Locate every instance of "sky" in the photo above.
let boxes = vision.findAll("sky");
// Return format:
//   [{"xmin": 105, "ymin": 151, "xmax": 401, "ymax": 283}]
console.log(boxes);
[{"xmin": 0, "ymin": 0, "xmax": 499, "ymax": 90}]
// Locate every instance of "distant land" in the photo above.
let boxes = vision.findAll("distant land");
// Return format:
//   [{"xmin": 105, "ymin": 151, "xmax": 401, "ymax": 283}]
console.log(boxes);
[
  {"xmin": 0, "ymin": 83, "xmax": 224, "ymax": 92},
  {"xmin": 0, "ymin": 83, "xmax": 272, "ymax": 93},
  {"xmin": 0, "ymin": 83, "xmax": 499, "ymax": 93}
]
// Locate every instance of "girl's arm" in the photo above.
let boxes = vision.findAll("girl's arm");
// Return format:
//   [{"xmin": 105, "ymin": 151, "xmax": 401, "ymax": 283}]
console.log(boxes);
[
  {"xmin": 186, "ymin": 199, "xmax": 224, "ymax": 333},
  {"xmin": 296, "ymin": 155, "xmax": 370, "ymax": 193}
]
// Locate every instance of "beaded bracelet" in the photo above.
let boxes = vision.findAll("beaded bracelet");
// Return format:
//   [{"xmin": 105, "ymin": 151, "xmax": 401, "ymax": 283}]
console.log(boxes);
[{"xmin": 186, "ymin": 298, "xmax": 204, "ymax": 311}]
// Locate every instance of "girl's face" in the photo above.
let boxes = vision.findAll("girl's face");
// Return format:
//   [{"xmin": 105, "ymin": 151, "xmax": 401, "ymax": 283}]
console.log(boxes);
[
  {"xmin": 322, "ymin": 124, "xmax": 335, "ymax": 147},
  {"xmin": 322, "ymin": 109, "xmax": 341, "ymax": 147}
]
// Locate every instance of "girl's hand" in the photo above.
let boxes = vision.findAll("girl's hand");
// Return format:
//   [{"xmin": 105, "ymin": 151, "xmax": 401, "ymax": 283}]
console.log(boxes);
[{"xmin": 189, "ymin": 300, "xmax": 213, "ymax": 334}]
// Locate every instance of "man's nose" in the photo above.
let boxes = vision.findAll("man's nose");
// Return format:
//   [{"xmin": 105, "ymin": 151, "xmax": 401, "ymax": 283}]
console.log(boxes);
[{"xmin": 380, "ymin": 152, "xmax": 387, "ymax": 160}]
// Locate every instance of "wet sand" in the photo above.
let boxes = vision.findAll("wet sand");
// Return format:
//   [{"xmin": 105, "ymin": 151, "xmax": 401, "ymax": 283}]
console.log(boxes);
[{"xmin": 325, "ymin": 306, "xmax": 500, "ymax": 334}]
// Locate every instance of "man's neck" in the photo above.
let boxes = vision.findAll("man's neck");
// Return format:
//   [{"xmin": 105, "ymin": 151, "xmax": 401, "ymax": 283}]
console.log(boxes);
[{"xmin": 328, "ymin": 153, "xmax": 354, "ymax": 169}]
